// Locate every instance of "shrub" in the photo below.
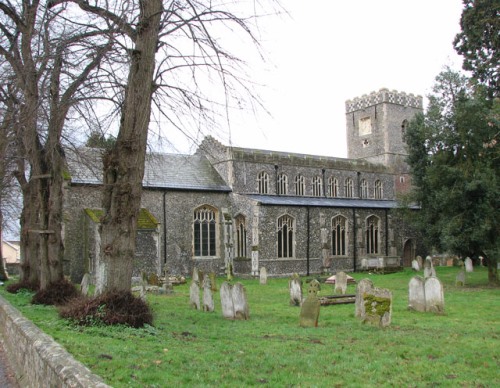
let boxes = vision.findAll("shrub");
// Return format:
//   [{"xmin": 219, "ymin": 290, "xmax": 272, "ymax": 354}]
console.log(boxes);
[
  {"xmin": 59, "ymin": 290, "xmax": 153, "ymax": 328},
  {"xmin": 31, "ymin": 278, "xmax": 80, "ymax": 306},
  {"xmin": 6, "ymin": 279, "xmax": 39, "ymax": 294}
]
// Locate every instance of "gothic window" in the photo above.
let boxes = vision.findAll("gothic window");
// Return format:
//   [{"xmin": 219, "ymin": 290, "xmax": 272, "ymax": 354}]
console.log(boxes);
[
  {"xmin": 366, "ymin": 215, "xmax": 380, "ymax": 254},
  {"xmin": 257, "ymin": 171, "xmax": 269, "ymax": 194},
  {"xmin": 344, "ymin": 178, "xmax": 354, "ymax": 198},
  {"xmin": 277, "ymin": 173, "xmax": 288, "ymax": 195},
  {"xmin": 193, "ymin": 205, "xmax": 217, "ymax": 257},
  {"xmin": 312, "ymin": 176, "xmax": 323, "ymax": 197},
  {"xmin": 277, "ymin": 215, "xmax": 294, "ymax": 258},
  {"xmin": 327, "ymin": 177, "xmax": 339, "ymax": 197},
  {"xmin": 360, "ymin": 179, "xmax": 368, "ymax": 198},
  {"xmin": 235, "ymin": 215, "xmax": 247, "ymax": 258},
  {"xmin": 374, "ymin": 180, "xmax": 383, "ymax": 199},
  {"xmin": 294, "ymin": 175, "xmax": 305, "ymax": 196},
  {"xmin": 331, "ymin": 215, "xmax": 347, "ymax": 256}
]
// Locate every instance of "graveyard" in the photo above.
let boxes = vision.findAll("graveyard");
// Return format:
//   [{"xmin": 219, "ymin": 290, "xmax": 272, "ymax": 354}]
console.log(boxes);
[{"xmin": 1, "ymin": 266, "xmax": 499, "ymax": 387}]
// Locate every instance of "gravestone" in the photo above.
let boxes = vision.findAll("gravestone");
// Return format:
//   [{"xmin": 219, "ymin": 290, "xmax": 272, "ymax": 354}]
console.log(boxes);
[
  {"xmin": 80, "ymin": 273, "xmax": 91, "ymax": 296},
  {"xmin": 189, "ymin": 281, "xmax": 200, "ymax": 310},
  {"xmin": 209, "ymin": 272, "xmax": 217, "ymax": 291},
  {"xmin": 361, "ymin": 258, "xmax": 368, "ymax": 270},
  {"xmin": 335, "ymin": 271, "xmax": 348, "ymax": 295},
  {"xmin": 148, "ymin": 273, "xmax": 159, "ymax": 286},
  {"xmin": 423, "ymin": 256, "xmax": 436, "ymax": 278},
  {"xmin": 411, "ymin": 259, "xmax": 420, "ymax": 272},
  {"xmin": 289, "ymin": 274, "xmax": 303, "ymax": 306},
  {"xmin": 192, "ymin": 267, "xmax": 200, "ymax": 283},
  {"xmin": 232, "ymin": 283, "xmax": 250, "ymax": 320},
  {"xmin": 424, "ymin": 277, "xmax": 445, "ymax": 313},
  {"xmin": 408, "ymin": 276, "xmax": 426, "ymax": 312},
  {"xmin": 220, "ymin": 282, "xmax": 235, "ymax": 319},
  {"xmin": 202, "ymin": 275, "xmax": 215, "ymax": 312},
  {"xmin": 259, "ymin": 267, "xmax": 267, "ymax": 285},
  {"xmin": 464, "ymin": 257, "xmax": 473, "ymax": 273},
  {"xmin": 299, "ymin": 279, "xmax": 321, "ymax": 327},
  {"xmin": 455, "ymin": 269, "xmax": 466, "ymax": 286},
  {"xmin": 356, "ymin": 279, "xmax": 392, "ymax": 327},
  {"xmin": 416, "ymin": 255, "xmax": 423, "ymax": 269}
]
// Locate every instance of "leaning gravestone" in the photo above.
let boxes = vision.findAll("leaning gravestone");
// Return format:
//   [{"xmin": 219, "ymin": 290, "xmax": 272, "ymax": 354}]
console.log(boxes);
[
  {"xmin": 289, "ymin": 274, "xmax": 303, "ymax": 306},
  {"xmin": 408, "ymin": 276, "xmax": 426, "ymax": 312},
  {"xmin": 189, "ymin": 281, "xmax": 201, "ymax": 310},
  {"xmin": 202, "ymin": 275, "xmax": 215, "ymax": 312},
  {"xmin": 80, "ymin": 273, "xmax": 91, "ymax": 296},
  {"xmin": 232, "ymin": 282, "xmax": 250, "ymax": 320},
  {"xmin": 356, "ymin": 279, "xmax": 392, "ymax": 327},
  {"xmin": 424, "ymin": 277, "xmax": 445, "ymax": 313},
  {"xmin": 455, "ymin": 269, "xmax": 466, "ymax": 286},
  {"xmin": 260, "ymin": 267, "xmax": 268, "ymax": 285},
  {"xmin": 411, "ymin": 259, "xmax": 420, "ymax": 272},
  {"xmin": 423, "ymin": 256, "xmax": 436, "ymax": 278},
  {"xmin": 220, "ymin": 282, "xmax": 235, "ymax": 319},
  {"xmin": 299, "ymin": 279, "xmax": 321, "ymax": 327},
  {"xmin": 335, "ymin": 271, "xmax": 348, "ymax": 295},
  {"xmin": 464, "ymin": 257, "xmax": 473, "ymax": 273}
]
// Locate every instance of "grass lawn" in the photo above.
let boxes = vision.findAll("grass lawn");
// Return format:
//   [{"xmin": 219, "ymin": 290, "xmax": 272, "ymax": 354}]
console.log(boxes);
[{"xmin": 1, "ymin": 267, "xmax": 499, "ymax": 387}]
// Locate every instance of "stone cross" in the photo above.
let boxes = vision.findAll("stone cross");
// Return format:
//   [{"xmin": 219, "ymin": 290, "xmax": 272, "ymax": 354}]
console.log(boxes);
[{"xmin": 299, "ymin": 279, "xmax": 321, "ymax": 327}]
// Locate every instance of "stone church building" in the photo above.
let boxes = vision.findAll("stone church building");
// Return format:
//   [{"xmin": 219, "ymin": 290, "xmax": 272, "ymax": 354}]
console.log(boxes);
[{"xmin": 64, "ymin": 89, "xmax": 423, "ymax": 283}]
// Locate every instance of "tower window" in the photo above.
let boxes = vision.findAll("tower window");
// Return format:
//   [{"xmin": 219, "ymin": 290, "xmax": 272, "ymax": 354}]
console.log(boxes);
[{"xmin": 257, "ymin": 171, "xmax": 269, "ymax": 194}]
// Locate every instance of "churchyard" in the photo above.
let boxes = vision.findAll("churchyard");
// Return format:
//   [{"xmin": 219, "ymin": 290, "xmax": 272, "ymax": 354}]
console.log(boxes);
[{"xmin": 1, "ymin": 266, "xmax": 499, "ymax": 387}]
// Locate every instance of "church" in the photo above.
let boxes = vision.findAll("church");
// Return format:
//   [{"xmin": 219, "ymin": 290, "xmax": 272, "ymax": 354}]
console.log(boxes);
[{"xmin": 64, "ymin": 88, "xmax": 423, "ymax": 283}]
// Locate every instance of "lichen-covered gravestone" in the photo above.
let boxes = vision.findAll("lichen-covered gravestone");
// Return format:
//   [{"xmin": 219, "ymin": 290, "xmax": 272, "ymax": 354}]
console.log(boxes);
[
  {"xmin": 189, "ymin": 280, "xmax": 200, "ymax": 310},
  {"xmin": 232, "ymin": 282, "xmax": 250, "ymax": 320},
  {"xmin": 299, "ymin": 279, "xmax": 321, "ymax": 327},
  {"xmin": 289, "ymin": 274, "xmax": 303, "ymax": 306},
  {"xmin": 424, "ymin": 277, "xmax": 445, "ymax": 313},
  {"xmin": 408, "ymin": 276, "xmax": 426, "ymax": 312},
  {"xmin": 356, "ymin": 279, "xmax": 392, "ymax": 327},
  {"xmin": 411, "ymin": 259, "xmax": 420, "ymax": 272},
  {"xmin": 209, "ymin": 272, "xmax": 217, "ymax": 291},
  {"xmin": 335, "ymin": 271, "xmax": 348, "ymax": 295},
  {"xmin": 220, "ymin": 282, "xmax": 235, "ymax": 319},
  {"xmin": 202, "ymin": 275, "xmax": 215, "ymax": 312},
  {"xmin": 464, "ymin": 257, "xmax": 473, "ymax": 273},
  {"xmin": 455, "ymin": 269, "xmax": 466, "ymax": 286},
  {"xmin": 259, "ymin": 267, "xmax": 267, "ymax": 285},
  {"xmin": 80, "ymin": 273, "xmax": 91, "ymax": 296}
]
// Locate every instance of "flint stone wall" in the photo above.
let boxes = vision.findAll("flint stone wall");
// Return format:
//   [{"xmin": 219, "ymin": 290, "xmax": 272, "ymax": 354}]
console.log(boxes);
[{"xmin": 0, "ymin": 295, "xmax": 109, "ymax": 387}]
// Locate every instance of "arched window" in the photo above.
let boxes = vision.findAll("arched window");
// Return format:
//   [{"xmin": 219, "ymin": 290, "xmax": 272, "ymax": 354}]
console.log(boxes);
[
  {"xmin": 360, "ymin": 179, "xmax": 368, "ymax": 198},
  {"xmin": 295, "ymin": 175, "xmax": 305, "ymax": 196},
  {"xmin": 327, "ymin": 177, "xmax": 339, "ymax": 197},
  {"xmin": 193, "ymin": 205, "xmax": 217, "ymax": 257},
  {"xmin": 345, "ymin": 178, "xmax": 354, "ymax": 198},
  {"xmin": 277, "ymin": 215, "xmax": 294, "ymax": 258},
  {"xmin": 235, "ymin": 215, "xmax": 247, "ymax": 258},
  {"xmin": 366, "ymin": 215, "xmax": 380, "ymax": 254},
  {"xmin": 312, "ymin": 176, "xmax": 323, "ymax": 197},
  {"xmin": 277, "ymin": 173, "xmax": 288, "ymax": 195},
  {"xmin": 374, "ymin": 180, "xmax": 383, "ymax": 199},
  {"xmin": 331, "ymin": 215, "xmax": 347, "ymax": 256},
  {"xmin": 257, "ymin": 171, "xmax": 269, "ymax": 194}
]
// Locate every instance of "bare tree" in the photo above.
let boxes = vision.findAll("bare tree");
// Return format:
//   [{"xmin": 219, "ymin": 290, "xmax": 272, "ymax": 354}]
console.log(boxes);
[
  {"xmin": 0, "ymin": 0, "xmax": 113, "ymax": 291},
  {"xmin": 56, "ymin": 0, "xmax": 281, "ymax": 294}
]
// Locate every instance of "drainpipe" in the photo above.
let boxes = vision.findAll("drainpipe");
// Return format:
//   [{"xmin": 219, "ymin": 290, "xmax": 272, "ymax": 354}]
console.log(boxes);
[
  {"xmin": 352, "ymin": 207, "xmax": 357, "ymax": 272},
  {"xmin": 306, "ymin": 206, "xmax": 310, "ymax": 276},
  {"xmin": 385, "ymin": 209, "xmax": 389, "ymax": 256},
  {"xmin": 356, "ymin": 171, "xmax": 361, "ymax": 198},
  {"xmin": 163, "ymin": 191, "xmax": 168, "ymax": 267}
]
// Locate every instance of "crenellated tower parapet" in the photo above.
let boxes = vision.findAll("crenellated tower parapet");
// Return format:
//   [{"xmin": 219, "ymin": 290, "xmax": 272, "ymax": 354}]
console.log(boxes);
[{"xmin": 345, "ymin": 88, "xmax": 422, "ymax": 114}]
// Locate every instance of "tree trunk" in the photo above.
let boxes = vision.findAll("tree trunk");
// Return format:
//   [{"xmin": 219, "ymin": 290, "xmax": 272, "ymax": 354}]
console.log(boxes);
[
  {"xmin": 0, "ymin": 210, "xmax": 9, "ymax": 281},
  {"xmin": 95, "ymin": 0, "xmax": 162, "ymax": 295}
]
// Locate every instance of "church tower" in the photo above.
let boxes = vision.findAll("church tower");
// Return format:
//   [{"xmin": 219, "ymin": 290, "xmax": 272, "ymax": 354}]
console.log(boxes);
[{"xmin": 345, "ymin": 88, "xmax": 423, "ymax": 169}]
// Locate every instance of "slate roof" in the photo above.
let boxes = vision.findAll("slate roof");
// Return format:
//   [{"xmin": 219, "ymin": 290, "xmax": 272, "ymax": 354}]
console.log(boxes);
[
  {"xmin": 66, "ymin": 148, "xmax": 231, "ymax": 192},
  {"xmin": 244, "ymin": 194, "xmax": 408, "ymax": 209}
]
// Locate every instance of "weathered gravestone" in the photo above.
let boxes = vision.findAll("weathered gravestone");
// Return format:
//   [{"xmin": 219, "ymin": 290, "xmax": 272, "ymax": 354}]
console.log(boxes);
[
  {"xmin": 424, "ymin": 277, "xmax": 445, "ymax": 313},
  {"xmin": 189, "ymin": 280, "xmax": 200, "ymax": 310},
  {"xmin": 289, "ymin": 274, "xmax": 303, "ymax": 306},
  {"xmin": 220, "ymin": 282, "xmax": 235, "ymax": 319},
  {"xmin": 335, "ymin": 271, "xmax": 348, "ymax": 295},
  {"xmin": 355, "ymin": 279, "xmax": 392, "ymax": 327},
  {"xmin": 219, "ymin": 282, "xmax": 250, "ymax": 320},
  {"xmin": 192, "ymin": 267, "xmax": 200, "ymax": 283},
  {"xmin": 424, "ymin": 256, "xmax": 436, "ymax": 278},
  {"xmin": 299, "ymin": 279, "xmax": 321, "ymax": 327},
  {"xmin": 408, "ymin": 276, "xmax": 426, "ymax": 312},
  {"xmin": 259, "ymin": 267, "xmax": 267, "ymax": 285},
  {"xmin": 464, "ymin": 257, "xmax": 473, "ymax": 273},
  {"xmin": 162, "ymin": 268, "xmax": 174, "ymax": 294},
  {"xmin": 416, "ymin": 255, "xmax": 423, "ymax": 269},
  {"xmin": 148, "ymin": 273, "xmax": 159, "ymax": 286},
  {"xmin": 411, "ymin": 259, "xmax": 420, "ymax": 272},
  {"xmin": 361, "ymin": 258, "xmax": 368, "ymax": 270},
  {"xmin": 455, "ymin": 269, "xmax": 466, "ymax": 286},
  {"xmin": 209, "ymin": 272, "xmax": 217, "ymax": 291},
  {"xmin": 202, "ymin": 275, "xmax": 215, "ymax": 312},
  {"xmin": 80, "ymin": 273, "xmax": 91, "ymax": 296}
]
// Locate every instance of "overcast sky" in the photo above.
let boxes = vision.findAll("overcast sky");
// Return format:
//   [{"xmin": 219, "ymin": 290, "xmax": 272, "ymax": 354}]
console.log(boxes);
[{"xmin": 162, "ymin": 0, "xmax": 465, "ymax": 158}]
